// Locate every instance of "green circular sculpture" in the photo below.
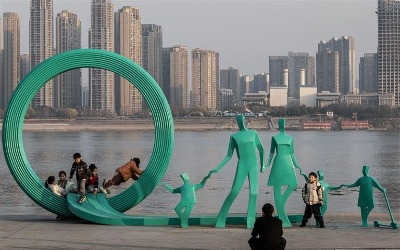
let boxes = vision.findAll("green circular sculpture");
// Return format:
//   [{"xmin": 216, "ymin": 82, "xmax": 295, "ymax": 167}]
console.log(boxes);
[{"xmin": 2, "ymin": 49, "xmax": 174, "ymax": 217}]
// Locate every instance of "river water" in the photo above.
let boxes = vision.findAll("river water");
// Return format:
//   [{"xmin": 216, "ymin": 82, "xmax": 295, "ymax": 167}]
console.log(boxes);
[{"xmin": 0, "ymin": 130, "xmax": 399, "ymax": 216}]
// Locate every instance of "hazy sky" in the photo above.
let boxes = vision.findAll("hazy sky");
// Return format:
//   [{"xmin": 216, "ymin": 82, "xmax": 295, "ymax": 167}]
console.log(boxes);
[{"xmin": 1, "ymin": 0, "xmax": 378, "ymax": 76}]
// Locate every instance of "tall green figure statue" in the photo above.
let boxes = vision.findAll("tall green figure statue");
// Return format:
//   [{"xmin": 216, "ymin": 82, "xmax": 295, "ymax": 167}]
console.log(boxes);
[
  {"xmin": 211, "ymin": 114, "xmax": 264, "ymax": 229},
  {"xmin": 162, "ymin": 173, "xmax": 210, "ymax": 228},
  {"xmin": 342, "ymin": 165, "xmax": 386, "ymax": 227},
  {"xmin": 263, "ymin": 118, "xmax": 306, "ymax": 227}
]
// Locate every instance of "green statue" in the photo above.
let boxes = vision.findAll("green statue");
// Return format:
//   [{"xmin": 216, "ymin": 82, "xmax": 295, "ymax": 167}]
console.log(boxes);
[
  {"xmin": 263, "ymin": 118, "xmax": 306, "ymax": 227},
  {"xmin": 210, "ymin": 114, "xmax": 265, "ymax": 229},
  {"xmin": 342, "ymin": 165, "xmax": 386, "ymax": 227},
  {"xmin": 317, "ymin": 170, "xmax": 342, "ymax": 216},
  {"xmin": 162, "ymin": 173, "xmax": 210, "ymax": 228}
]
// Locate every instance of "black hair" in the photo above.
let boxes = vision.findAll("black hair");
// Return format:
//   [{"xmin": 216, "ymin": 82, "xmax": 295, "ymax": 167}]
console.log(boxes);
[
  {"xmin": 73, "ymin": 153, "xmax": 81, "ymax": 159},
  {"xmin": 131, "ymin": 158, "xmax": 140, "ymax": 167},
  {"xmin": 58, "ymin": 171, "xmax": 66, "ymax": 177},
  {"xmin": 89, "ymin": 164, "xmax": 97, "ymax": 172},
  {"xmin": 262, "ymin": 203, "xmax": 274, "ymax": 215},
  {"xmin": 309, "ymin": 172, "xmax": 317, "ymax": 178},
  {"xmin": 45, "ymin": 176, "xmax": 56, "ymax": 188}
]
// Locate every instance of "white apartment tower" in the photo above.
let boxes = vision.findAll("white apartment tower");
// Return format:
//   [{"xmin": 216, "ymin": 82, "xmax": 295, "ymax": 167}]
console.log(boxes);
[
  {"xmin": 377, "ymin": 0, "xmax": 400, "ymax": 106},
  {"xmin": 170, "ymin": 45, "xmax": 189, "ymax": 111},
  {"xmin": 89, "ymin": 0, "xmax": 114, "ymax": 114},
  {"xmin": 56, "ymin": 10, "xmax": 82, "ymax": 109},
  {"xmin": 30, "ymin": 0, "xmax": 53, "ymax": 108},
  {"xmin": 114, "ymin": 6, "xmax": 142, "ymax": 116},
  {"xmin": 191, "ymin": 48, "xmax": 219, "ymax": 110},
  {"xmin": 2, "ymin": 13, "xmax": 20, "ymax": 110}
]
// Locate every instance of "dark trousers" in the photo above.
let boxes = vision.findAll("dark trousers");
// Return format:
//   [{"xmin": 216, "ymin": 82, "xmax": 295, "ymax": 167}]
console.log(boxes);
[
  {"xmin": 103, "ymin": 173, "xmax": 124, "ymax": 189},
  {"xmin": 248, "ymin": 236, "xmax": 286, "ymax": 250},
  {"xmin": 302, "ymin": 204, "xmax": 323, "ymax": 223}
]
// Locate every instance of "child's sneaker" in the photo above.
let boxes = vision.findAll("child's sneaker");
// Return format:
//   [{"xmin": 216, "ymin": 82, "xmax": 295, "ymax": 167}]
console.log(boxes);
[
  {"xmin": 78, "ymin": 196, "xmax": 86, "ymax": 204},
  {"xmin": 99, "ymin": 187, "xmax": 108, "ymax": 194},
  {"xmin": 102, "ymin": 179, "xmax": 108, "ymax": 188},
  {"xmin": 105, "ymin": 188, "xmax": 111, "ymax": 194}
]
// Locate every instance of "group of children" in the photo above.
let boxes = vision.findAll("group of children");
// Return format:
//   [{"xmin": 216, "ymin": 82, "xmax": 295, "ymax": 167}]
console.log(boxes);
[{"xmin": 45, "ymin": 153, "xmax": 143, "ymax": 204}]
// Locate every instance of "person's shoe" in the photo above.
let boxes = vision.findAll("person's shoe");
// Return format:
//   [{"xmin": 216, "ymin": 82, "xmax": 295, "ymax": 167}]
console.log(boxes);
[
  {"xmin": 300, "ymin": 222, "xmax": 307, "ymax": 227},
  {"xmin": 99, "ymin": 187, "xmax": 108, "ymax": 194},
  {"xmin": 102, "ymin": 179, "xmax": 108, "ymax": 188},
  {"xmin": 78, "ymin": 196, "xmax": 86, "ymax": 204},
  {"xmin": 319, "ymin": 221, "xmax": 325, "ymax": 228},
  {"xmin": 56, "ymin": 215, "xmax": 61, "ymax": 220},
  {"xmin": 105, "ymin": 188, "xmax": 111, "ymax": 194}
]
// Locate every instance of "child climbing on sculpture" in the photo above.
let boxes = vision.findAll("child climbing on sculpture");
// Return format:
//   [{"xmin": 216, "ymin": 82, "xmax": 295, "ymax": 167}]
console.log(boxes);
[
  {"xmin": 68, "ymin": 153, "xmax": 88, "ymax": 204},
  {"xmin": 209, "ymin": 114, "xmax": 264, "ymax": 229},
  {"xmin": 162, "ymin": 172, "xmax": 211, "ymax": 228},
  {"xmin": 102, "ymin": 157, "xmax": 143, "ymax": 191}
]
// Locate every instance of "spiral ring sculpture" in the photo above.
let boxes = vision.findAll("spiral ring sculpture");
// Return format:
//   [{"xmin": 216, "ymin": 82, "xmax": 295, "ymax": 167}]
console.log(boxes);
[{"xmin": 2, "ymin": 49, "xmax": 174, "ymax": 217}]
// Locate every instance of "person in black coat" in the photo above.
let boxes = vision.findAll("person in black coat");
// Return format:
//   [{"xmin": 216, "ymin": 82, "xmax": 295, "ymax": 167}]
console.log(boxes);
[{"xmin": 249, "ymin": 203, "xmax": 286, "ymax": 250}]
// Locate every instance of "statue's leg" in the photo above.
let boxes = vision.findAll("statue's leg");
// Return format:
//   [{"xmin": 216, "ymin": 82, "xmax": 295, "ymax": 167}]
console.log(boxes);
[
  {"xmin": 181, "ymin": 204, "xmax": 193, "ymax": 229},
  {"xmin": 274, "ymin": 185, "xmax": 294, "ymax": 228},
  {"xmin": 216, "ymin": 171, "xmax": 246, "ymax": 228},
  {"xmin": 247, "ymin": 170, "xmax": 258, "ymax": 229},
  {"xmin": 361, "ymin": 206, "xmax": 373, "ymax": 227},
  {"xmin": 174, "ymin": 202, "xmax": 186, "ymax": 228}
]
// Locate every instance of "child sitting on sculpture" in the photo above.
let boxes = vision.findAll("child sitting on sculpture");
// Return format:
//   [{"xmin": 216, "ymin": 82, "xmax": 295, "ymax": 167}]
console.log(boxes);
[
  {"xmin": 45, "ymin": 175, "xmax": 76, "ymax": 197},
  {"xmin": 162, "ymin": 172, "xmax": 211, "ymax": 228},
  {"xmin": 87, "ymin": 164, "xmax": 108, "ymax": 194}
]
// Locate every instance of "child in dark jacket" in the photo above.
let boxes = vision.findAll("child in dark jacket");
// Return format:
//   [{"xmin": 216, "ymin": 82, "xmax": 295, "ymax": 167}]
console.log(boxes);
[
  {"xmin": 300, "ymin": 172, "xmax": 324, "ymax": 228},
  {"xmin": 69, "ymin": 153, "xmax": 88, "ymax": 203}
]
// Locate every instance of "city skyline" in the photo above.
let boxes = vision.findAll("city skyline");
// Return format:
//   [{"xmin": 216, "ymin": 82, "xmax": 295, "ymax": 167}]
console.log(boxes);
[{"xmin": 1, "ymin": 0, "xmax": 377, "ymax": 76}]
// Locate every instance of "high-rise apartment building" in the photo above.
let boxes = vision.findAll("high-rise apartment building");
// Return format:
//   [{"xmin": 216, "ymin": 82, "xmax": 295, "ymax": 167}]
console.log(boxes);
[
  {"xmin": 114, "ymin": 6, "xmax": 142, "ymax": 116},
  {"xmin": 239, "ymin": 74, "xmax": 252, "ymax": 98},
  {"xmin": 269, "ymin": 56, "xmax": 288, "ymax": 86},
  {"xmin": 359, "ymin": 53, "xmax": 378, "ymax": 93},
  {"xmin": 316, "ymin": 49, "xmax": 339, "ymax": 93},
  {"xmin": 55, "ymin": 10, "xmax": 82, "ymax": 109},
  {"xmin": 288, "ymin": 52, "xmax": 315, "ymax": 99},
  {"xmin": 169, "ymin": 45, "xmax": 189, "ymax": 112},
  {"xmin": 318, "ymin": 36, "xmax": 356, "ymax": 94},
  {"xmin": 89, "ymin": 0, "xmax": 114, "ymax": 114},
  {"xmin": 162, "ymin": 47, "xmax": 173, "ymax": 102},
  {"xmin": 220, "ymin": 67, "xmax": 240, "ymax": 104},
  {"xmin": 253, "ymin": 73, "xmax": 269, "ymax": 93},
  {"xmin": 142, "ymin": 24, "xmax": 162, "ymax": 87},
  {"xmin": 377, "ymin": 0, "xmax": 400, "ymax": 106},
  {"xmin": 2, "ymin": 13, "xmax": 20, "ymax": 110},
  {"xmin": 192, "ymin": 48, "xmax": 219, "ymax": 110},
  {"xmin": 30, "ymin": 0, "xmax": 53, "ymax": 108},
  {"xmin": 20, "ymin": 54, "xmax": 30, "ymax": 81}
]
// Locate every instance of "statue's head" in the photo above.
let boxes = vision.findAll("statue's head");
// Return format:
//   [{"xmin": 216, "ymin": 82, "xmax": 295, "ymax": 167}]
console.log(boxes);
[
  {"xmin": 236, "ymin": 114, "xmax": 246, "ymax": 130},
  {"xmin": 180, "ymin": 172, "xmax": 189, "ymax": 182},
  {"xmin": 278, "ymin": 118, "xmax": 285, "ymax": 132},
  {"xmin": 317, "ymin": 170, "xmax": 324, "ymax": 180},
  {"xmin": 362, "ymin": 165, "xmax": 369, "ymax": 176}
]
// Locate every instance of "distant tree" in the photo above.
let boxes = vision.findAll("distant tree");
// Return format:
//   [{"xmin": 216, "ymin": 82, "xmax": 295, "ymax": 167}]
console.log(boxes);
[
  {"xmin": 25, "ymin": 107, "xmax": 36, "ymax": 119},
  {"xmin": 0, "ymin": 109, "xmax": 4, "ymax": 119}
]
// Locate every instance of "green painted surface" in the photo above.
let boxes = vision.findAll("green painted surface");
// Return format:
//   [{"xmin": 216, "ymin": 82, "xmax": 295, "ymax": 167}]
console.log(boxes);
[{"xmin": 2, "ymin": 49, "xmax": 174, "ymax": 220}]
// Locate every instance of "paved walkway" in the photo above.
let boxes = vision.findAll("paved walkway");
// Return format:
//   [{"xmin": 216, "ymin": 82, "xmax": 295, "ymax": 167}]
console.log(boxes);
[{"xmin": 0, "ymin": 213, "xmax": 399, "ymax": 250}]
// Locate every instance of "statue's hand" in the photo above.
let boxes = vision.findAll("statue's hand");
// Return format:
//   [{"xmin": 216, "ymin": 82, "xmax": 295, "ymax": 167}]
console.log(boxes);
[
  {"xmin": 260, "ymin": 165, "xmax": 265, "ymax": 173},
  {"xmin": 382, "ymin": 188, "xmax": 387, "ymax": 193}
]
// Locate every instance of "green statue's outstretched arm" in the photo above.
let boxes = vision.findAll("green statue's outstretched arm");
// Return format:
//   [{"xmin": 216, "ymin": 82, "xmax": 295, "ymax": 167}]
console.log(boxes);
[
  {"xmin": 290, "ymin": 140, "xmax": 307, "ymax": 181},
  {"xmin": 162, "ymin": 182, "xmax": 181, "ymax": 193},
  {"xmin": 255, "ymin": 132, "xmax": 265, "ymax": 172},
  {"xmin": 194, "ymin": 175, "xmax": 210, "ymax": 190},
  {"xmin": 342, "ymin": 179, "xmax": 361, "ymax": 188},
  {"xmin": 327, "ymin": 185, "xmax": 343, "ymax": 191},
  {"xmin": 264, "ymin": 138, "xmax": 275, "ymax": 172},
  {"xmin": 209, "ymin": 136, "xmax": 235, "ymax": 175},
  {"xmin": 372, "ymin": 179, "xmax": 386, "ymax": 193}
]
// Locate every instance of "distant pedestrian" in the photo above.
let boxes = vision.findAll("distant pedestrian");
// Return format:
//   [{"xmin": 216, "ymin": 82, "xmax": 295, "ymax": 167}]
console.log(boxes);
[
  {"xmin": 300, "ymin": 172, "xmax": 324, "ymax": 228},
  {"xmin": 249, "ymin": 203, "xmax": 286, "ymax": 250}
]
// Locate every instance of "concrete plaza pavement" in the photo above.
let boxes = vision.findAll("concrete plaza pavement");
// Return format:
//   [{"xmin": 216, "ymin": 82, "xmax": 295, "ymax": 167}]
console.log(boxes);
[{"xmin": 0, "ymin": 213, "xmax": 399, "ymax": 250}]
